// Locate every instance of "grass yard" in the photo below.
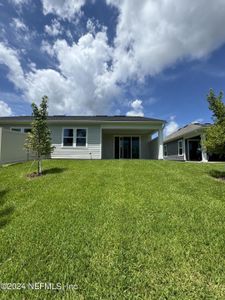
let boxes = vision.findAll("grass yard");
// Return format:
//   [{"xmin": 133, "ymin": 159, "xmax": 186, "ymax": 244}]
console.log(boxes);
[{"xmin": 0, "ymin": 160, "xmax": 225, "ymax": 299}]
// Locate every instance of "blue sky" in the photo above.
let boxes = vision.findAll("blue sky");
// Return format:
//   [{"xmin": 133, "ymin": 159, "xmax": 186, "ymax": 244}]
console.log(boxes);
[{"xmin": 0, "ymin": 0, "xmax": 225, "ymax": 135}]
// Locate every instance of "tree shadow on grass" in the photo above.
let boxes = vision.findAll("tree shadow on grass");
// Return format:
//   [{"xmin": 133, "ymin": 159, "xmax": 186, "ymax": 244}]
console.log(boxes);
[
  {"xmin": 209, "ymin": 170, "xmax": 225, "ymax": 181},
  {"xmin": 42, "ymin": 167, "xmax": 67, "ymax": 175},
  {"xmin": 26, "ymin": 167, "xmax": 67, "ymax": 179},
  {"xmin": 0, "ymin": 189, "xmax": 15, "ymax": 229}
]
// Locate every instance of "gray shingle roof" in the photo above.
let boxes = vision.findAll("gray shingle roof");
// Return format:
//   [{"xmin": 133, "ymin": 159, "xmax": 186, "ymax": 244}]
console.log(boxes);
[
  {"xmin": 164, "ymin": 123, "xmax": 211, "ymax": 143},
  {"xmin": 0, "ymin": 115, "xmax": 165, "ymax": 123}
]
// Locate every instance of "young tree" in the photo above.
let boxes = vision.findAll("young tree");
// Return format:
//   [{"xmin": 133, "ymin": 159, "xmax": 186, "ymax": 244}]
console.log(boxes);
[
  {"xmin": 205, "ymin": 89, "xmax": 225, "ymax": 157},
  {"xmin": 25, "ymin": 96, "xmax": 55, "ymax": 175}
]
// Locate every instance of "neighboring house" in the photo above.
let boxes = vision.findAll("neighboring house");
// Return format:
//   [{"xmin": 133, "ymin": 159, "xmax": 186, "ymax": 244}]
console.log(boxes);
[
  {"xmin": 163, "ymin": 123, "xmax": 212, "ymax": 162},
  {"xmin": 0, "ymin": 115, "xmax": 165, "ymax": 162}
]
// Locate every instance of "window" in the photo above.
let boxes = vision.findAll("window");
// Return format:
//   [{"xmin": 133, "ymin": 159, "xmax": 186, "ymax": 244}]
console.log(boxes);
[
  {"xmin": 164, "ymin": 144, "xmax": 168, "ymax": 157},
  {"xmin": 11, "ymin": 127, "xmax": 31, "ymax": 133},
  {"xmin": 178, "ymin": 140, "xmax": 183, "ymax": 156},
  {"xmin": 24, "ymin": 128, "xmax": 32, "ymax": 133},
  {"xmin": 63, "ymin": 129, "xmax": 74, "ymax": 146},
  {"xmin": 62, "ymin": 128, "xmax": 87, "ymax": 147},
  {"xmin": 132, "ymin": 137, "xmax": 140, "ymax": 159},
  {"xmin": 76, "ymin": 129, "xmax": 87, "ymax": 147},
  {"xmin": 11, "ymin": 128, "xmax": 22, "ymax": 132}
]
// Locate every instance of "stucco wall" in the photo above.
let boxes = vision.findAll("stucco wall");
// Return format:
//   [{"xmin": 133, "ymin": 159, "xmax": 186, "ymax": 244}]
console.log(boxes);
[{"xmin": 0, "ymin": 128, "xmax": 29, "ymax": 164}]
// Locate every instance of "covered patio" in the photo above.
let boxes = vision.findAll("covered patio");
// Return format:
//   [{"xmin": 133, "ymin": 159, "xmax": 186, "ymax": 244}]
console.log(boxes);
[{"xmin": 101, "ymin": 126, "xmax": 163, "ymax": 159}]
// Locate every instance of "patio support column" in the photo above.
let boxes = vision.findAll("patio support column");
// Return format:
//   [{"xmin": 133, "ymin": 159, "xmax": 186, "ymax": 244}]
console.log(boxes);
[
  {"xmin": 201, "ymin": 133, "xmax": 208, "ymax": 162},
  {"xmin": 158, "ymin": 128, "xmax": 164, "ymax": 160},
  {"xmin": 183, "ymin": 139, "xmax": 186, "ymax": 161}
]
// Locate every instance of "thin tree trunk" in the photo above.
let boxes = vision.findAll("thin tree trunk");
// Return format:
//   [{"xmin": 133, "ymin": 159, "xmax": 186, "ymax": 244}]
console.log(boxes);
[{"xmin": 38, "ymin": 158, "xmax": 42, "ymax": 176}]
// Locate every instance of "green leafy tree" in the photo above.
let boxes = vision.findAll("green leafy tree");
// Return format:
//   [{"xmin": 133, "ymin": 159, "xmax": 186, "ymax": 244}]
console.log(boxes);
[
  {"xmin": 25, "ymin": 96, "xmax": 55, "ymax": 175},
  {"xmin": 205, "ymin": 89, "xmax": 225, "ymax": 157}
]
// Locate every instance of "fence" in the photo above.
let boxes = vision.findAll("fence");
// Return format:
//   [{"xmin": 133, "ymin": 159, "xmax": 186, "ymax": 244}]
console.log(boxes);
[{"xmin": 0, "ymin": 128, "xmax": 31, "ymax": 164}]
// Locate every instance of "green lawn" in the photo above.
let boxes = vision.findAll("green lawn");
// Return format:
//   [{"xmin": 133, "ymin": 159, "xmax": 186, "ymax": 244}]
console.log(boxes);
[{"xmin": 0, "ymin": 160, "xmax": 225, "ymax": 299}]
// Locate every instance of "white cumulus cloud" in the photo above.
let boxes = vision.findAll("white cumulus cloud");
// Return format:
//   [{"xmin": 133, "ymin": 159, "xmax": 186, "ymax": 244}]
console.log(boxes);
[
  {"xmin": 0, "ymin": 31, "xmax": 120, "ymax": 115},
  {"xmin": 42, "ymin": 0, "xmax": 86, "ymax": 20},
  {"xmin": 40, "ymin": 40, "xmax": 55, "ymax": 56},
  {"xmin": 0, "ymin": 43, "xmax": 25, "ymax": 90},
  {"xmin": 0, "ymin": 100, "xmax": 13, "ymax": 116},
  {"xmin": 3, "ymin": 0, "xmax": 225, "ymax": 116},
  {"xmin": 11, "ymin": 18, "xmax": 28, "ymax": 31},
  {"xmin": 126, "ymin": 99, "xmax": 144, "ymax": 117},
  {"xmin": 45, "ymin": 19, "xmax": 63, "ymax": 36},
  {"xmin": 165, "ymin": 116, "xmax": 179, "ymax": 136},
  {"xmin": 9, "ymin": 0, "xmax": 29, "ymax": 5},
  {"xmin": 108, "ymin": 0, "xmax": 225, "ymax": 82}
]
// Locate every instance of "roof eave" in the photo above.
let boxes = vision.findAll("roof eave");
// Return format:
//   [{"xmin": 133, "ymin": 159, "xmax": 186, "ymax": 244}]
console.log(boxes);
[
  {"xmin": 164, "ymin": 127, "xmax": 208, "ymax": 143},
  {"xmin": 0, "ymin": 118, "xmax": 166, "ymax": 125}
]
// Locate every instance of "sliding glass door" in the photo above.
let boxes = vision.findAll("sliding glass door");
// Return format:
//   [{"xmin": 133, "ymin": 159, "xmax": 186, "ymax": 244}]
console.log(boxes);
[
  {"xmin": 131, "ymin": 137, "xmax": 139, "ymax": 159},
  {"xmin": 114, "ymin": 136, "xmax": 140, "ymax": 159}
]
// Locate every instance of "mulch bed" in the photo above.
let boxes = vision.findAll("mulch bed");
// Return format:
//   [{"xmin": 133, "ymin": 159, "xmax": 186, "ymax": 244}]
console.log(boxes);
[{"xmin": 26, "ymin": 172, "xmax": 42, "ymax": 178}]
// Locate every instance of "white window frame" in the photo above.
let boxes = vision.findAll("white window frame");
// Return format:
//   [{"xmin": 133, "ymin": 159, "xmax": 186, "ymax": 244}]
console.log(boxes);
[
  {"xmin": 23, "ymin": 128, "xmax": 32, "ymax": 133},
  {"xmin": 178, "ymin": 139, "xmax": 183, "ymax": 156},
  {"xmin": 11, "ymin": 127, "xmax": 22, "ymax": 132},
  {"xmin": 62, "ymin": 128, "xmax": 74, "ymax": 147},
  {"xmin": 62, "ymin": 128, "xmax": 88, "ymax": 148},
  {"xmin": 164, "ymin": 144, "xmax": 168, "ymax": 157},
  {"xmin": 10, "ymin": 127, "xmax": 31, "ymax": 133},
  {"xmin": 75, "ymin": 128, "xmax": 88, "ymax": 148}
]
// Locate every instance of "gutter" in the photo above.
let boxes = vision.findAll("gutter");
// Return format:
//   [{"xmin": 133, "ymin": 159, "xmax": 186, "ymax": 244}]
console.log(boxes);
[{"xmin": 0, "ymin": 119, "xmax": 166, "ymax": 125}]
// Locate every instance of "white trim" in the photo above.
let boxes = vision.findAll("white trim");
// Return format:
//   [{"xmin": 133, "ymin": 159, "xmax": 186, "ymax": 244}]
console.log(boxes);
[
  {"xmin": 2, "ymin": 120, "xmax": 165, "ymax": 126},
  {"xmin": 61, "ymin": 127, "xmax": 88, "ymax": 148},
  {"xmin": 113, "ymin": 135, "xmax": 141, "ymax": 159},
  {"xmin": 10, "ymin": 127, "xmax": 31, "ymax": 133},
  {"xmin": 178, "ymin": 139, "xmax": 183, "ymax": 156},
  {"xmin": 158, "ymin": 128, "xmax": 164, "ymax": 159},
  {"xmin": 102, "ymin": 125, "xmax": 162, "ymax": 130},
  {"xmin": 201, "ymin": 134, "xmax": 208, "ymax": 162},
  {"xmin": 164, "ymin": 128, "xmax": 207, "ymax": 144},
  {"xmin": 61, "ymin": 127, "xmax": 74, "ymax": 147},
  {"xmin": 11, "ymin": 127, "xmax": 22, "ymax": 132},
  {"xmin": 183, "ymin": 139, "xmax": 186, "ymax": 160},
  {"xmin": 23, "ymin": 128, "xmax": 32, "ymax": 133},
  {"xmin": 76, "ymin": 128, "xmax": 88, "ymax": 148},
  {"xmin": 100, "ymin": 126, "xmax": 102, "ymax": 159}
]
